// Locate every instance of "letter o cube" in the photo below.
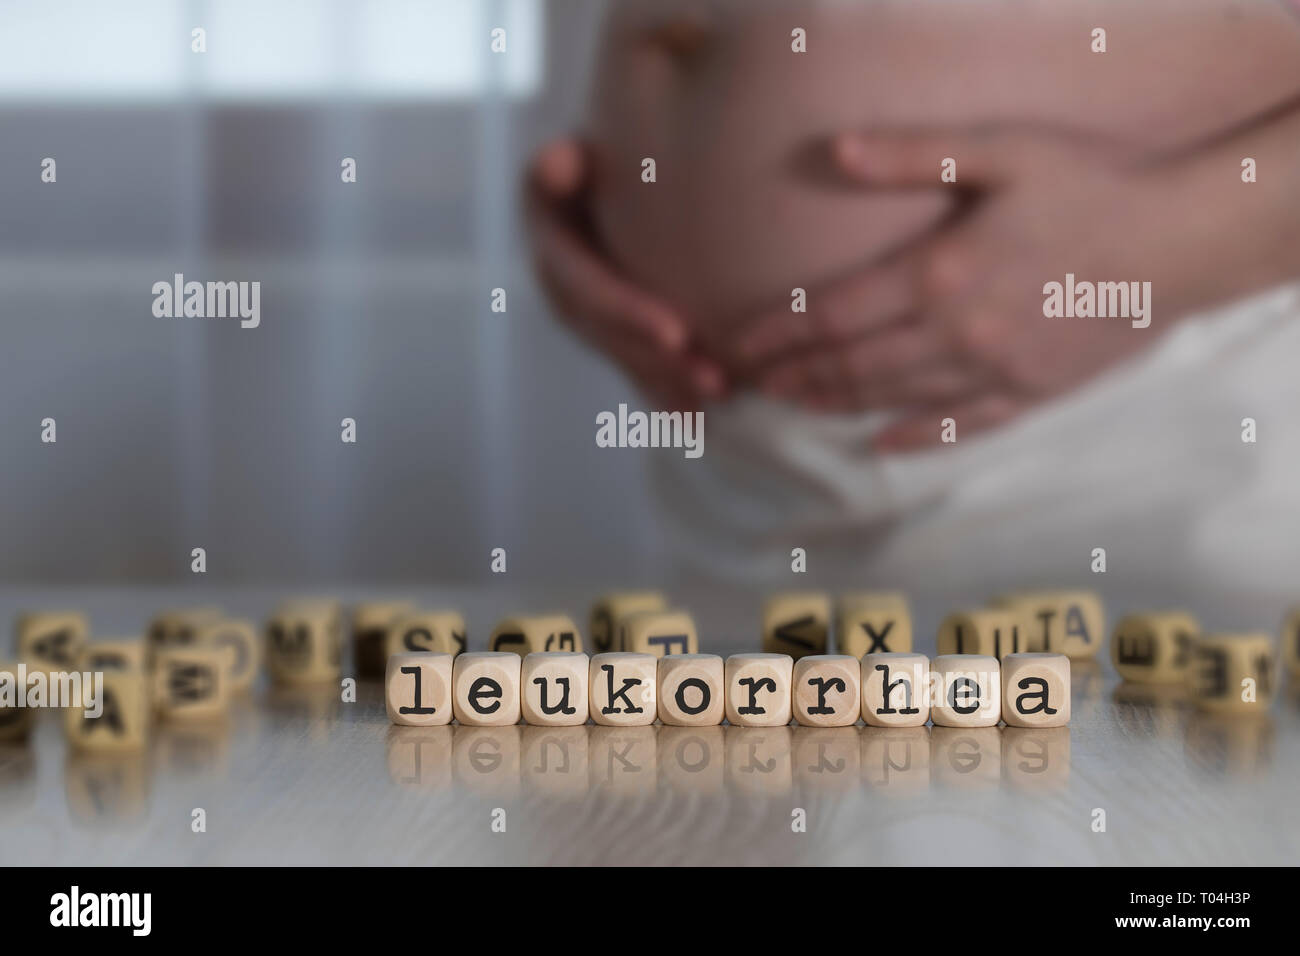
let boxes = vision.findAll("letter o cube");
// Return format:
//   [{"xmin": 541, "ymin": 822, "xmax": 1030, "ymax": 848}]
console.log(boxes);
[{"xmin": 657, "ymin": 654, "xmax": 724, "ymax": 726}]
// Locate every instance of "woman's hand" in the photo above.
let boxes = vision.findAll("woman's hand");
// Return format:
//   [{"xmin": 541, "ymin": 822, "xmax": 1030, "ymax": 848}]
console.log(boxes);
[
  {"xmin": 731, "ymin": 127, "xmax": 1228, "ymax": 450},
  {"xmin": 524, "ymin": 137, "xmax": 725, "ymax": 410}
]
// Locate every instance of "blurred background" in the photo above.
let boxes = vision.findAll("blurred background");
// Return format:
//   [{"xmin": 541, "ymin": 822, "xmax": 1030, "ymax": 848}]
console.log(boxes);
[
  {"xmin": 3, "ymin": 0, "xmax": 1300, "ymax": 623},
  {"xmin": 0, "ymin": 0, "xmax": 662, "ymax": 587}
]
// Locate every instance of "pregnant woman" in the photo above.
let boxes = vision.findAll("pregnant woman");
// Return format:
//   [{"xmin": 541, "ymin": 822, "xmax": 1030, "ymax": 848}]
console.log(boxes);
[{"xmin": 529, "ymin": 0, "xmax": 1300, "ymax": 597}]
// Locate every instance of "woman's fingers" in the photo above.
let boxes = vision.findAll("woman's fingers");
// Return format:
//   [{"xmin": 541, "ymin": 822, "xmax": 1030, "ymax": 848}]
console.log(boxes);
[
  {"xmin": 832, "ymin": 126, "xmax": 1071, "ymax": 188},
  {"xmin": 757, "ymin": 321, "xmax": 952, "ymax": 401},
  {"xmin": 524, "ymin": 140, "xmax": 690, "ymax": 352},
  {"xmin": 731, "ymin": 255, "xmax": 921, "ymax": 368},
  {"xmin": 584, "ymin": 322, "xmax": 727, "ymax": 410},
  {"xmin": 529, "ymin": 138, "xmax": 587, "ymax": 197},
  {"xmin": 872, "ymin": 391, "xmax": 1024, "ymax": 452}
]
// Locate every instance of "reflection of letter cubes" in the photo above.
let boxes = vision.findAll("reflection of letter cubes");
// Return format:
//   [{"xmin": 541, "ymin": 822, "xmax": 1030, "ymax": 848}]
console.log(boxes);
[
  {"xmin": 589, "ymin": 653, "xmax": 656, "ymax": 726},
  {"xmin": 992, "ymin": 590, "xmax": 1105, "ymax": 659},
  {"xmin": 153, "ymin": 648, "xmax": 229, "ymax": 720},
  {"xmin": 1001, "ymin": 653, "xmax": 1070, "ymax": 727},
  {"xmin": 792, "ymin": 655, "xmax": 861, "ymax": 727},
  {"xmin": 266, "ymin": 603, "xmax": 342, "ymax": 684},
  {"xmin": 489, "ymin": 614, "xmax": 582, "ymax": 655},
  {"xmin": 1110, "ymin": 611, "xmax": 1197, "ymax": 683},
  {"xmin": 385, "ymin": 652, "xmax": 453, "ymax": 726},
  {"xmin": 1189, "ymin": 633, "xmax": 1275, "ymax": 714},
  {"xmin": 0, "ymin": 661, "xmax": 34, "ymax": 740},
  {"xmin": 725, "ymin": 653, "xmax": 793, "ymax": 727},
  {"xmin": 80, "ymin": 640, "xmax": 147, "ymax": 673},
  {"xmin": 353, "ymin": 600, "xmax": 416, "ymax": 676},
  {"xmin": 589, "ymin": 592, "xmax": 666, "ymax": 653},
  {"xmin": 931, "ymin": 655, "xmax": 1001, "ymax": 727},
  {"xmin": 196, "ymin": 618, "xmax": 261, "ymax": 693},
  {"xmin": 521, "ymin": 652, "xmax": 589, "ymax": 726},
  {"xmin": 16, "ymin": 611, "xmax": 88, "ymax": 674},
  {"xmin": 1279, "ymin": 607, "xmax": 1300, "ymax": 679},
  {"xmin": 657, "ymin": 654, "xmax": 724, "ymax": 726},
  {"xmin": 836, "ymin": 593, "xmax": 913, "ymax": 656},
  {"xmin": 451, "ymin": 652, "xmax": 521, "ymax": 726},
  {"xmin": 937, "ymin": 610, "xmax": 1022, "ymax": 659},
  {"xmin": 861, "ymin": 653, "xmax": 930, "ymax": 727},
  {"xmin": 619, "ymin": 610, "xmax": 698, "ymax": 657},
  {"xmin": 386, "ymin": 611, "xmax": 467, "ymax": 660},
  {"xmin": 65, "ymin": 670, "xmax": 149, "ymax": 751},
  {"xmin": 762, "ymin": 593, "xmax": 829, "ymax": 659}
]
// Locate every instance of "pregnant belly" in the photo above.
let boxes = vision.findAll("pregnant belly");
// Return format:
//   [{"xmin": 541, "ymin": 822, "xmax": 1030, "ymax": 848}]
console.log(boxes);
[{"xmin": 585, "ymin": 0, "xmax": 1300, "ymax": 338}]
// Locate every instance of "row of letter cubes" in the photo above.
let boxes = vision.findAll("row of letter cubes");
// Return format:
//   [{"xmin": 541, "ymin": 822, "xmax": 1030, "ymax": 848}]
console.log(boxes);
[
  {"xmin": 4, "ymin": 607, "xmax": 270, "ymax": 751},
  {"xmin": 386, "ymin": 651, "xmax": 1074, "ymax": 728}
]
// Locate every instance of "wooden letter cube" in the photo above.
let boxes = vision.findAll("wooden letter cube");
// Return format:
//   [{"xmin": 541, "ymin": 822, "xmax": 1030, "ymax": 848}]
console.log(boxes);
[
  {"xmin": 490, "ymin": 614, "xmax": 582, "ymax": 655},
  {"xmin": 725, "ymin": 653, "xmax": 793, "ymax": 727},
  {"xmin": 196, "ymin": 618, "xmax": 261, "ymax": 693},
  {"xmin": 386, "ymin": 610, "xmax": 467, "ymax": 660},
  {"xmin": 521, "ymin": 652, "xmax": 589, "ymax": 726},
  {"xmin": 1190, "ymin": 633, "xmax": 1275, "ymax": 714},
  {"xmin": 1110, "ymin": 611, "xmax": 1198, "ymax": 683},
  {"xmin": 792, "ymin": 655, "xmax": 861, "ymax": 727},
  {"xmin": 385, "ymin": 652, "xmax": 453, "ymax": 726},
  {"xmin": 657, "ymin": 654, "xmax": 724, "ymax": 726},
  {"xmin": 992, "ymin": 590, "xmax": 1105, "ymax": 659},
  {"xmin": 1279, "ymin": 606, "xmax": 1300, "ymax": 679},
  {"xmin": 836, "ymin": 592, "xmax": 913, "ymax": 656},
  {"xmin": 266, "ymin": 602, "xmax": 342, "ymax": 684},
  {"xmin": 762, "ymin": 592, "xmax": 829, "ymax": 659},
  {"xmin": 451, "ymin": 652, "xmax": 521, "ymax": 726},
  {"xmin": 353, "ymin": 600, "xmax": 416, "ymax": 676},
  {"xmin": 619, "ymin": 609, "xmax": 698, "ymax": 657},
  {"xmin": 16, "ymin": 611, "xmax": 87, "ymax": 674},
  {"xmin": 147, "ymin": 606, "xmax": 222, "ymax": 651},
  {"xmin": 937, "ymin": 609, "xmax": 1023, "ymax": 659},
  {"xmin": 1001, "ymin": 653, "xmax": 1071, "ymax": 727},
  {"xmin": 0, "ymin": 661, "xmax": 34, "ymax": 741},
  {"xmin": 152, "ymin": 647, "xmax": 229, "ymax": 720},
  {"xmin": 80, "ymin": 640, "xmax": 147, "ymax": 673},
  {"xmin": 589, "ymin": 591, "xmax": 666, "ymax": 653},
  {"xmin": 931, "ymin": 655, "xmax": 1001, "ymax": 727},
  {"xmin": 861, "ymin": 652, "xmax": 930, "ymax": 727},
  {"xmin": 589, "ymin": 653, "xmax": 657, "ymax": 726},
  {"xmin": 64, "ymin": 669, "xmax": 148, "ymax": 752}
]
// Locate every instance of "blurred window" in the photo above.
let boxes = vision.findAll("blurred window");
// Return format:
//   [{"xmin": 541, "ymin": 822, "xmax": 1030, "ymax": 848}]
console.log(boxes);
[{"xmin": 0, "ymin": 0, "xmax": 540, "ymax": 100}]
